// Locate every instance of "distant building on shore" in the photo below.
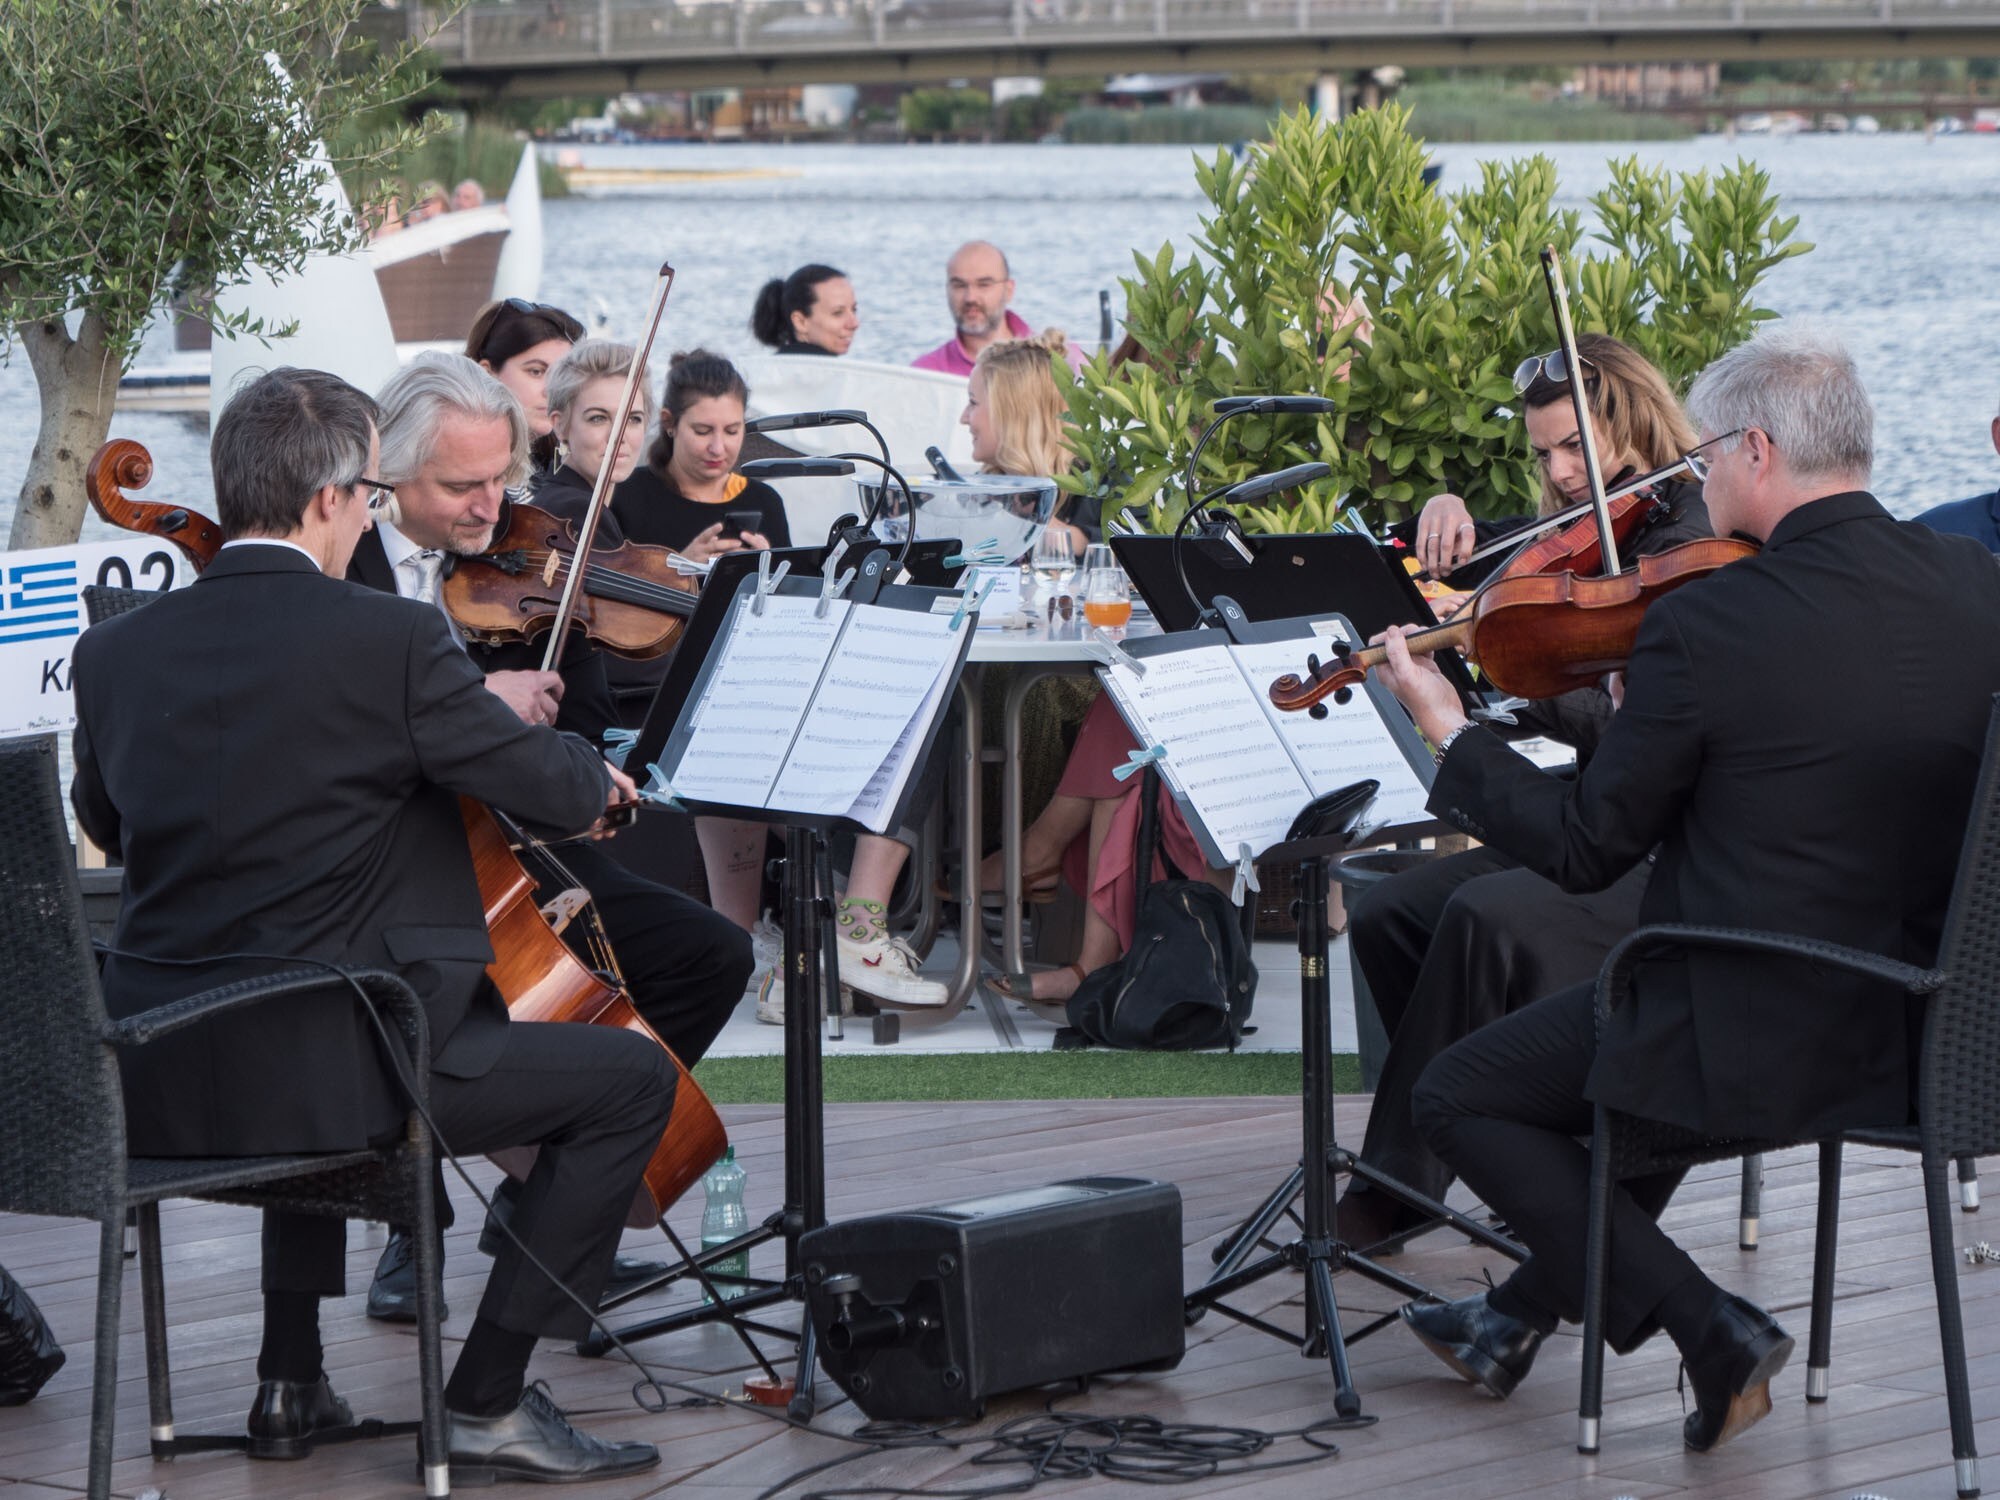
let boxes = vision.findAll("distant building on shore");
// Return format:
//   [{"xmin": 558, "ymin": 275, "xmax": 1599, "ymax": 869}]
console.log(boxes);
[{"xmin": 1572, "ymin": 62, "xmax": 1720, "ymax": 109}]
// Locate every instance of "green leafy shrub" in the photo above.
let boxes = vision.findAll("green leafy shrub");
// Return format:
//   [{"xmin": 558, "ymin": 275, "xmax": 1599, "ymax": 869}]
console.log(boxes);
[{"xmin": 1060, "ymin": 104, "xmax": 1809, "ymax": 536}]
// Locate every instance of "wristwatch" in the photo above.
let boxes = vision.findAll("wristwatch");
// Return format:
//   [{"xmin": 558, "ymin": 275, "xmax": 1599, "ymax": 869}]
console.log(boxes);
[{"xmin": 1432, "ymin": 721, "xmax": 1477, "ymax": 767}]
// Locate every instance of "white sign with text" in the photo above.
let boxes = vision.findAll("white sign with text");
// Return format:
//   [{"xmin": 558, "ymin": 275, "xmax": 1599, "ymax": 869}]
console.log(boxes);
[{"xmin": 0, "ymin": 538, "xmax": 188, "ymax": 739}]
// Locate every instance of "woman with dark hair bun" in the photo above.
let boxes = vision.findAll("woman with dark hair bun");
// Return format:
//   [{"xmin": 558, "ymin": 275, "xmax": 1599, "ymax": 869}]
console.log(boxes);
[
  {"xmin": 750, "ymin": 264, "xmax": 858, "ymax": 356},
  {"xmin": 464, "ymin": 297, "xmax": 587, "ymax": 472}
]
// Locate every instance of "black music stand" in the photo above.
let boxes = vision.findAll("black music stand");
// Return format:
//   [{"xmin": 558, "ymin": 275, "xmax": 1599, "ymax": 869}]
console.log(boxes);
[{"xmin": 577, "ymin": 550, "xmax": 974, "ymax": 1422}]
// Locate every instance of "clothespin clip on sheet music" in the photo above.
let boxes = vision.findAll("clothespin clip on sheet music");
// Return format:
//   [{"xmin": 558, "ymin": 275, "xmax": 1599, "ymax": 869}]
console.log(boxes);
[
  {"xmin": 943, "ymin": 539, "xmax": 1006, "ymax": 570},
  {"xmin": 1093, "ymin": 629, "xmax": 1147, "ymax": 678},
  {"xmin": 636, "ymin": 762, "xmax": 686, "ymax": 812},
  {"xmin": 601, "ymin": 727, "xmax": 638, "ymax": 769},
  {"xmin": 749, "ymin": 550, "xmax": 791, "ymax": 616},
  {"xmin": 1111, "ymin": 743, "xmax": 1167, "ymax": 783},
  {"xmin": 1230, "ymin": 843, "xmax": 1262, "ymax": 908},
  {"xmin": 666, "ymin": 550, "xmax": 713, "ymax": 579},
  {"xmin": 816, "ymin": 566, "xmax": 853, "ymax": 618},
  {"xmin": 950, "ymin": 574, "xmax": 999, "ymax": 631}
]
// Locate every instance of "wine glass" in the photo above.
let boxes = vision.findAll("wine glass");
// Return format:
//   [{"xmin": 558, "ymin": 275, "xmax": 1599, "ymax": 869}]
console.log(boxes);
[
  {"xmin": 1031, "ymin": 527, "xmax": 1077, "ymax": 600},
  {"xmin": 1078, "ymin": 542, "xmax": 1117, "ymax": 584},
  {"xmin": 1083, "ymin": 563, "xmax": 1133, "ymax": 631}
]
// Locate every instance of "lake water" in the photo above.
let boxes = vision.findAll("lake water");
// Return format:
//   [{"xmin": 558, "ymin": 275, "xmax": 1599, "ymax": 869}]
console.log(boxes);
[{"xmin": 5, "ymin": 133, "xmax": 1997, "ymax": 540}]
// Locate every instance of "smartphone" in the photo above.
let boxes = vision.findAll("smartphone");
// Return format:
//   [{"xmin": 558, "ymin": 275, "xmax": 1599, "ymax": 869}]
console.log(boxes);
[
  {"xmin": 603, "ymin": 799, "xmax": 643, "ymax": 830},
  {"xmin": 720, "ymin": 510, "xmax": 762, "ymax": 539}
]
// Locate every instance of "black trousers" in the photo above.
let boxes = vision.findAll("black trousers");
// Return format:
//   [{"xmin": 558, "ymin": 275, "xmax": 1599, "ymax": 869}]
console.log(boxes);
[
  {"xmin": 264, "ymin": 1019, "xmax": 674, "ymax": 1343},
  {"xmin": 1348, "ymin": 845, "xmax": 1649, "ymax": 1201},
  {"xmin": 544, "ymin": 840, "xmax": 753, "ymax": 1070},
  {"xmin": 1411, "ymin": 980, "xmax": 1701, "ymax": 1352}
]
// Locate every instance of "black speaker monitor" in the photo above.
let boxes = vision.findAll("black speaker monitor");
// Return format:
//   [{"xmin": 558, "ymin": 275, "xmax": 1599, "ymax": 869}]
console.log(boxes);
[{"xmin": 801, "ymin": 1177, "xmax": 1185, "ymax": 1422}]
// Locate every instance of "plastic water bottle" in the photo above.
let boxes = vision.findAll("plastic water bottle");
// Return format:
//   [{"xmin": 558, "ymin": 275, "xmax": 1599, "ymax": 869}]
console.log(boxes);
[{"xmin": 699, "ymin": 1147, "xmax": 749, "ymax": 1304}]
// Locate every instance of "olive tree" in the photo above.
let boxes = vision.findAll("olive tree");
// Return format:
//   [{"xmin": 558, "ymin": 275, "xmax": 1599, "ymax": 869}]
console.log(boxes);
[
  {"xmin": 0, "ymin": 0, "xmax": 439, "ymax": 548},
  {"xmin": 1061, "ymin": 104, "xmax": 1810, "ymax": 535}
]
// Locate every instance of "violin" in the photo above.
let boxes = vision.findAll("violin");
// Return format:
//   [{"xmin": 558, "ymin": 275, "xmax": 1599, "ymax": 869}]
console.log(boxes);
[
  {"xmin": 86, "ymin": 436, "xmax": 725, "ymax": 1221},
  {"xmin": 1272, "ymin": 535, "xmax": 1758, "ymax": 712},
  {"xmin": 445, "ymin": 500, "xmax": 699, "ymax": 660},
  {"xmin": 87, "ymin": 439, "xmax": 223, "ymax": 570}
]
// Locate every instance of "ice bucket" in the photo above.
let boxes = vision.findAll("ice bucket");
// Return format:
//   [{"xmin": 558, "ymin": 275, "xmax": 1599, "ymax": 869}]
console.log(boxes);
[{"xmin": 856, "ymin": 474, "xmax": 1059, "ymax": 564}]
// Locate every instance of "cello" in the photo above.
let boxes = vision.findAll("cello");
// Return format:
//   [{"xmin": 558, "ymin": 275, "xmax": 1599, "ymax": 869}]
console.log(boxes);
[{"xmin": 85, "ymin": 433, "xmax": 727, "ymax": 1222}]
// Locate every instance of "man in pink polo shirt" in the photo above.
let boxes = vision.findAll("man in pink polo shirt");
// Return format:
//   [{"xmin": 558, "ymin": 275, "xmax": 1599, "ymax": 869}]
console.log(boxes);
[{"xmin": 912, "ymin": 241, "xmax": 1086, "ymax": 375}]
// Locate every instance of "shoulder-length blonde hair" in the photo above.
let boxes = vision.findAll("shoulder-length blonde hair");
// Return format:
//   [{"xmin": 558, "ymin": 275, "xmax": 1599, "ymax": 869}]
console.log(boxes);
[
  {"xmin": 1521, "ymin": 332, "xmax": 1696, "ymax": 515},
  {"xmin": 972, "ymin": 334, "xmax": 1074, "ymax": 479}
]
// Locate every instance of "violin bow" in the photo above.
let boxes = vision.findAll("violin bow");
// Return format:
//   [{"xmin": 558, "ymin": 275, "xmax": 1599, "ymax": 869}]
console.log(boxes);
[
  {"xmin": 538, "ymin": 261, "xmax": 678, "ymax": 672},
  {"xmin": 1539, "ymin": 246, "xmax": 1621, "ymax": 579}
]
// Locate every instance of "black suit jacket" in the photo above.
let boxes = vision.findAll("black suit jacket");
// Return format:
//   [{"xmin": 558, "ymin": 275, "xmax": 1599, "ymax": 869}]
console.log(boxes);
[
  {"xmin": 71, "ymin": 545, "xmax": 610, "ymax": 1156},
  {"xmin": 347, "ymin": 525, "xmax": 618, "ymax": 746},
  {"xmin": 1431, "ymin": 492, "xmax": 2000, "ymax": 1139}
]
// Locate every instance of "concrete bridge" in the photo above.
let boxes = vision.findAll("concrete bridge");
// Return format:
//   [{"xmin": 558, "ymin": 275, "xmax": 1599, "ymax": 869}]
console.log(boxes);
[{"xmin": 379, "ymin": 0, "xmax": 2000, "ymax": 98}]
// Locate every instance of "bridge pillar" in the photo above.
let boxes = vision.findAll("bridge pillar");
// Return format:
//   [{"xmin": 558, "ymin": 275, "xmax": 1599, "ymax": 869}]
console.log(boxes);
[{"xmin": 1313, "ymin": 73, "xmax": 1345, "ymax": 120}]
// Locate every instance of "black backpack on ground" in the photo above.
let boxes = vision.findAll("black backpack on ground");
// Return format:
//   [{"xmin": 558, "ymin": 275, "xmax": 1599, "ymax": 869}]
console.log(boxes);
[{"xmin": 1060, "ymin": 769, "xmax": 1257, "ymax": 1051}]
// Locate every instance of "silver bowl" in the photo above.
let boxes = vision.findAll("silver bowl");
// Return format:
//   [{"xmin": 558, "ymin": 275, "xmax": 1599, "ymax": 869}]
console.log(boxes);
[{"xmin": 856, "ymin": 474, "xmax": 1059, "ymax": 564}]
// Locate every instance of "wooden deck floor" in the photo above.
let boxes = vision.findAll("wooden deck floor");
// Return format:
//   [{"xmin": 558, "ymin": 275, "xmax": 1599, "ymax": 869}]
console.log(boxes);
[{"xmin": 3, "ymin": 1096, "xmax": 1996, "ymax": 1500}]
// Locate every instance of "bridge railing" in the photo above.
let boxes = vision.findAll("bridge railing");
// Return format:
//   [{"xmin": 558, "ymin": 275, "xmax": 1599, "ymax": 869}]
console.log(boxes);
[{"xmin": 408, "ymin": 0, "xmax": 2000, "ymax": 64}]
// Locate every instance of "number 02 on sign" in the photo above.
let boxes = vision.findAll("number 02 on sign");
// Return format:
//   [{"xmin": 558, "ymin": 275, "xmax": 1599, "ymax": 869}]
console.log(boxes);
[{"xmin": 0, "ymin": 538, "xmax": 186, "ymax": 739}]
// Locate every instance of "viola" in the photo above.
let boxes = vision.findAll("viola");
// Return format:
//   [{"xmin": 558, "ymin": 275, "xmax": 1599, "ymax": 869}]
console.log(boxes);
[
  {"xmin": 445, "ymin": 500, "xmax": 700, "ymax": 661},
  {"xmin": 86, "ymin": 439, "xmax": 223, "ymax": 570},
  {"xmin": 1269, "ymin": 536, "xmax": 1758, "ymax": 711}
]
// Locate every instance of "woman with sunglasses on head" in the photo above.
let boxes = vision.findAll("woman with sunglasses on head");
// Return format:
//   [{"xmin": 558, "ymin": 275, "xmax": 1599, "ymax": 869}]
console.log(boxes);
[
  {"xmin": 1337, "ymin": 332, "xmax": 1721, "ymax": 1256},
  {"xmin": 465, "ymin": 298, "xmax": 588, "ymax": 474}
]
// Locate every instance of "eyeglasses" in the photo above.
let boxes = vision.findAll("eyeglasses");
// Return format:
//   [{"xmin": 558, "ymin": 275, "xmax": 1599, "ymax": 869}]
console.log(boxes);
[
  {"xmin": 948, "ymin": 278, "xmax": 1007, "ymax": 294},
  {"xmin": 1512, "ymin": 350, "xmax": 1599, "ymax": 395},
  {"xmin": 1679, "ymin": 429, "xmax": 1747, "ymax": 483},
  {"xmin": 354, "ymin": 477, "xmax": 397, "ymax": 511}
]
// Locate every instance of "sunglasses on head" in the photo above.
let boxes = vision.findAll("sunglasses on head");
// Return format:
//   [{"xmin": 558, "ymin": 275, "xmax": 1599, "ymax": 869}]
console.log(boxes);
[
  {"xmin": 1513, "ymin": 350, "xmax": 1598, "ymax": 395},
  {"xmin": 494, "ymin": 298, "xmax": 584, "ymax": 340}
]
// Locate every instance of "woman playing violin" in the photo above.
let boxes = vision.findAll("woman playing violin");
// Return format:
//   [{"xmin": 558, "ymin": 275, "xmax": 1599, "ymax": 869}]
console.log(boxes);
[{"xmin": 1337, "ymin": 333, "xmax": 1722, "ymax": 1254}]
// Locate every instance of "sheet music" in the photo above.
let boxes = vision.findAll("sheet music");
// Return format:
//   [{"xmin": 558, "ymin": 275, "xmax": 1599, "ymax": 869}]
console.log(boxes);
[
  {"xmin": 765, "ymin": 604, "xmax": 960, "ymax": 820},
  {"xmin": 671, "ymin": 594, "xmax": 849, "ymax": 805},
  {"xmin": 1225, "ymin": 637, "xmax": 1434, "ymax": 831},
  {"xmin": 845, "ymin": 657, "xmax": 955, "ymax": 832},
  {"xmin": 1103, "ymin": 641, "xmax": 1314, "ymax": 862}
]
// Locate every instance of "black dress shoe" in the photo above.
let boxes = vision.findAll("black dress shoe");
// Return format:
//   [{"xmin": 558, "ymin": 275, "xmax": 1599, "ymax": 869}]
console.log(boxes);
[
  {"xmin": 1400, "ymin": 1291, "xmax": 1547, "ymax": 1399},
  {"xmin": 0, "ymin": 1268, "xmax": 65, "ymax": 1406},
  {"xmin": 441, "ymin": 1383, "xmax": 660, "ymax": 1485},
  {"xmin": 477, "ymin": 1184, "xmax": 670, "ymax": 1305},
  {"xmin": 1681, "ymin": 1294, "xmax": 1794, "ymax": 1453},
  {"xmin": 247, "ymin": 1374, "xmax": 354, "ymax": 1460},
  {"xmin": 366, "ymin": 1227, "xmax": 447, "ymax": 1324}
]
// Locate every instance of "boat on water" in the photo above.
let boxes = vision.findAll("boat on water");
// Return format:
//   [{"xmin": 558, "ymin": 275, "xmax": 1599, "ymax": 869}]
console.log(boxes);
[{"xmin": 116, "ymin": 144, "xmax": 544, "ymax": 416}]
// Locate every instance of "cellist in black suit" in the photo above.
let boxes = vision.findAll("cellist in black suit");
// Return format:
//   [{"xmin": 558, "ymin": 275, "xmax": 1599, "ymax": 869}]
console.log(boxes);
[
  {"xmin": 71, "ymin": 368, "xmax": 670, "ymax": 1486},
  {"xmin": 1371, "ymin": 327, "xmax": 2000, "ymax": 1453}
]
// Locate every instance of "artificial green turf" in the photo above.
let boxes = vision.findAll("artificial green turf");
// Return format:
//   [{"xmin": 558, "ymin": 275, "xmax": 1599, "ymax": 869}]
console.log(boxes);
[{"xmin": 691, "ymin": 1051, "xmax": 1361, "ymax": 1105}]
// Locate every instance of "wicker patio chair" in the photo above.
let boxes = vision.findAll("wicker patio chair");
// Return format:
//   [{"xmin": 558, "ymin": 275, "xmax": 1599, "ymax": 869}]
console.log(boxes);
[
  {"xmin": 1577, "ymin": 694, "xmax": 2000, "ymax": 1500},
  {"xmin": 0, "ymin": 735, "xmax": 452, "ymax": 1499}
]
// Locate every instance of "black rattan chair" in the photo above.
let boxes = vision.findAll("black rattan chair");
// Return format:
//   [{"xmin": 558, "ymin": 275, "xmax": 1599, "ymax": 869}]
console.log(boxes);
[
  {"xmin": 0, "ymin": 735, "xmax": 451, "ymax": 1499},
  {"xmin": 1577, "ymin": 696, "xmax": 2000, "ymax": 1499}
]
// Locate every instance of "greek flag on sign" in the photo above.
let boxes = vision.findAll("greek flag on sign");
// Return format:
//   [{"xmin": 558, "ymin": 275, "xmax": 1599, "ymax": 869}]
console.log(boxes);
[{"xmin": 0, "ymin": 560, "xmax": 82, "ymax": 646}]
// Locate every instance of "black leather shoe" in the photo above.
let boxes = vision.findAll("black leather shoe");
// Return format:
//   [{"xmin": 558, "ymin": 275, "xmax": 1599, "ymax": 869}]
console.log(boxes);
[
  {"xmin": 1400, "ymin": 1291, "xmax": 1547, "ymax": 1399},
  {"xmin": 366, "ymin": 1227, "xmax": 447, "ymax": 1324},
  {"xmin": 247, "ymin": 1374, "xmax": 354, "ymax": 1460},
  {"xmin": 442, "ymin": 1383, "xmax": 660, "ymax": 1485},
  {"xmin": 0, "ymin": 1268, "xmax": 65, "ymax": 1406},
  {"xmin": 1681, "ymin": 1294, "xmax": 1793, "ymax": 1453}
]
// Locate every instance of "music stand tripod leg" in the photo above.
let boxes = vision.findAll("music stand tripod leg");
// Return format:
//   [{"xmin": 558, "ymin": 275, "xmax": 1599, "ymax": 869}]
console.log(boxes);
[{"xmin": 573, "ymin": 825, "xmax": 837, "ymax": 1409}]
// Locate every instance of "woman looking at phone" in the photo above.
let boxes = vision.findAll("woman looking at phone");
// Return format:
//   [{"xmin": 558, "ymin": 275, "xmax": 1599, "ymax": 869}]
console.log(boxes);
[{"xmin": 613, "ymin": 349, "xmax": 791, "ymax": 564}]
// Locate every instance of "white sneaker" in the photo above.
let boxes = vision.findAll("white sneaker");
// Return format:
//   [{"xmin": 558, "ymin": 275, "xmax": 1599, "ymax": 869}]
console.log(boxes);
[
  {"xmin": 839, "ymin": 931, "xmax": 949, "ymax": 1009},
  {"xmin": 750, "ymin": 916, "xmax": 786, "ymax": 1025}
]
